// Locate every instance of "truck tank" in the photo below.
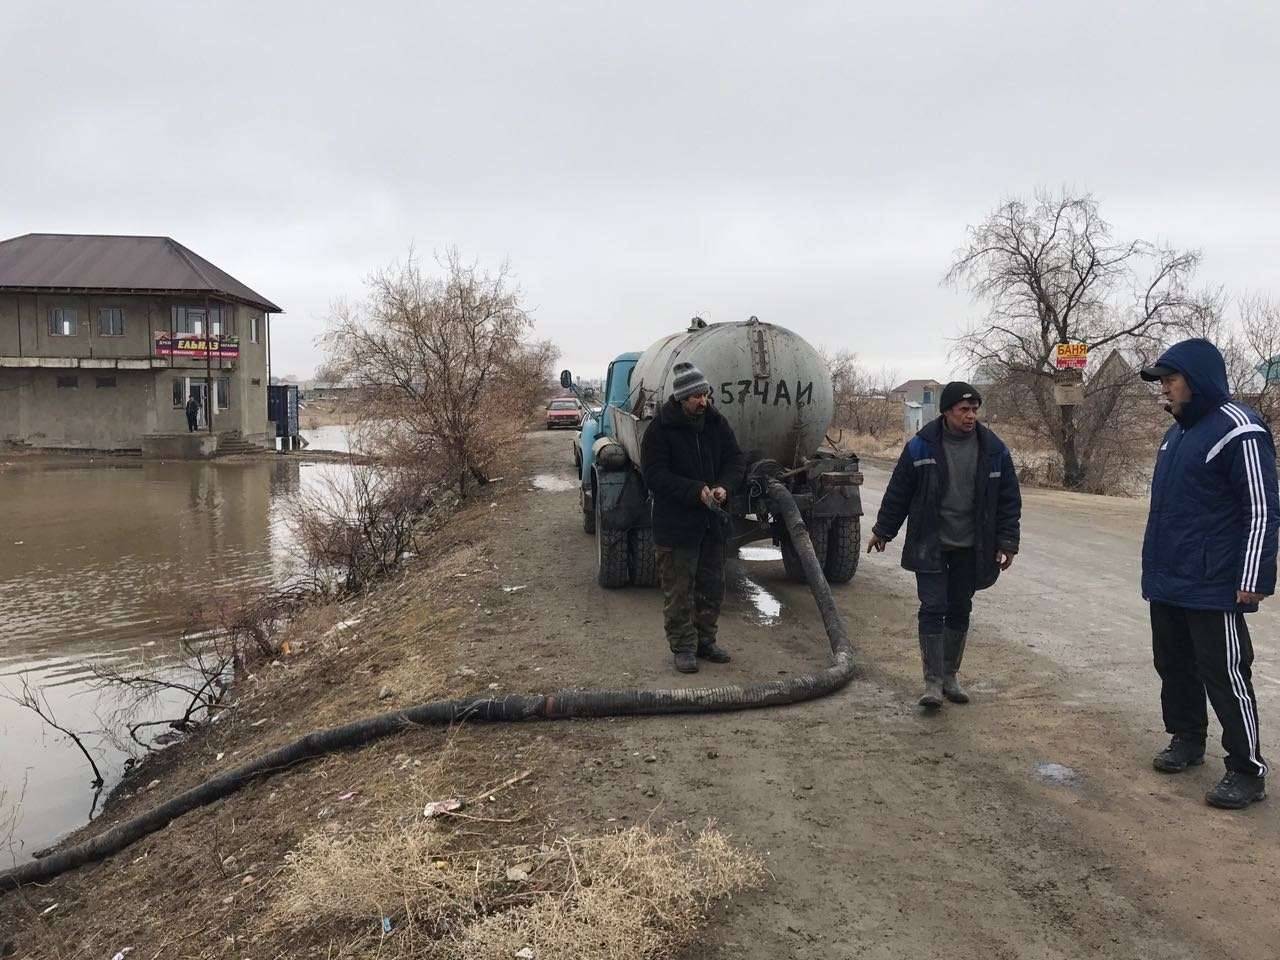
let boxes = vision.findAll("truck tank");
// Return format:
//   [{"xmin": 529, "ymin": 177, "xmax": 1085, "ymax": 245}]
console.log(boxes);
[{"xmin": 611, "ymin": 317, "xmax": 834, "ymax": 468}]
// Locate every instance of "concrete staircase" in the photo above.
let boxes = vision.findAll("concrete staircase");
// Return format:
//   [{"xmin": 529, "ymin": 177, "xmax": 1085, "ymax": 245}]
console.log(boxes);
[{"xmin": 214, "ymin": 430, "xmax": 267, "ymax": 456}]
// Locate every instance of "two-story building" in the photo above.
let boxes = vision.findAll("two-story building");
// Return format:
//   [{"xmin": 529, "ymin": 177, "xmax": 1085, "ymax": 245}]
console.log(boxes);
[{"xmin": 0, "ymin": 233, "xmax": 282, "ymax": 450}]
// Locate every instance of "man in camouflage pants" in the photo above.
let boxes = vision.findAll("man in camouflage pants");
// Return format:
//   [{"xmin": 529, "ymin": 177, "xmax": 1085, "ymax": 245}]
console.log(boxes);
[{"xmin": 641, "ymin": 361, "xmax": 745, "ymax": 673}]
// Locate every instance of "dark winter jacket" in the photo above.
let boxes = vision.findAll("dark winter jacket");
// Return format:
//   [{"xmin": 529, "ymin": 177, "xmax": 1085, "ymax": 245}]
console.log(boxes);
[
  {"xmin": 1141, "ymin": 338, "xmax": 1279, "ymax": 611},
  {"xmin": 641, "ymin": 399, "xmax": 746, "ymax": 548},
  {"xmin": 872, "ymin": 418, "xmax": 1021, "ymax": 590}
]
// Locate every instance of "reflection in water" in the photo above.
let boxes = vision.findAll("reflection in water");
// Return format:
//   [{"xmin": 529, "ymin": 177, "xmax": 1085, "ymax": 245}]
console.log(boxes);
[
  {"xmin": 0, "ymin": 455, "xmax": 344, "ymax": 865},
  {"xmin": 739, "ymin": 577, "xmax": 783, "ymax": 624},
  {"xmin": 738, "ymin": 545, "xmax": 783, "ymax": 562}
]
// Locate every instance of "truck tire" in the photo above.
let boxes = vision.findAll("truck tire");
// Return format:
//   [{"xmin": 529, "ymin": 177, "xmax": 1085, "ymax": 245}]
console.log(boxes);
[
  {"xmin": 824, "ymin": 516, "xmax": 860, "ymax": 584},
  {"xmin": 629, "ymin": 526, "xmax": 658, "ymax": 588},
  {"xmin": 596, "ymin": 496, "xmax": 630, "ymax": 588},
  {"xmin": 582, "ymin": 485, "xmax": 595, "ymax": 534},
  {"xmin": 780, "ymin": 519, "xmax": 827, "ymax": 583}
]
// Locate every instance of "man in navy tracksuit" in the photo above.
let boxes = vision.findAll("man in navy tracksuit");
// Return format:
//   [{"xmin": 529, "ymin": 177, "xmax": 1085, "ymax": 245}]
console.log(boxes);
[
  {"xmin": 868, "ymin": 382, "xmax": 1022, "ymax": 709},
  {"xmin": 1141, "ymin": 338, "xmax": 1276, "ymax": 809}
]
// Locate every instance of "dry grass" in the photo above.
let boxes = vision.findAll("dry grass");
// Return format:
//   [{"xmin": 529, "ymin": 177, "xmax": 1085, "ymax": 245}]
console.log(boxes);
[{"xmin": 270, "ymin": 818, "xmax": 767, "ymax": 960}]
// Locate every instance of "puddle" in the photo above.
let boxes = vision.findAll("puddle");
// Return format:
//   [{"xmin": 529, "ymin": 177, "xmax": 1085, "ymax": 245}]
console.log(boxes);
[
  {"xmin": 740, "ymin": 576, "xmax": 782, "ymax": 624},
  {"xmin": 530, "ymin": 474, "xmax": 576, "ymax": 492},
  {"xmin": 738, "ymin": 545, "xmax": 782, "ymax": 562},
  {"xmin": 1033, "ymin": 762, "xmax": 1081, "ymax": 786}
]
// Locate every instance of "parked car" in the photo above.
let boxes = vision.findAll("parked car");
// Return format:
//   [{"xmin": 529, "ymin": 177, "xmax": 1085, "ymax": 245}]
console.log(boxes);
[{"xmin": 545, "ymin": 397, "xmax": 584, "ymax": 430}]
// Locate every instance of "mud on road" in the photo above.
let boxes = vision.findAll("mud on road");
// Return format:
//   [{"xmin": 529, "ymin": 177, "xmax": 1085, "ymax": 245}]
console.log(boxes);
[{"xmin": 4, "ymin": 429, "xmax": 1277, "ymax": 959}]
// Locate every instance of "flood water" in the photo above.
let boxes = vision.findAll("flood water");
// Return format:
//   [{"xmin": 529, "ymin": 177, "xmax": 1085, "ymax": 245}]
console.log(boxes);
[{"xmin": 0, "ymin": 431, "xmax": 352, "ymax": 865}]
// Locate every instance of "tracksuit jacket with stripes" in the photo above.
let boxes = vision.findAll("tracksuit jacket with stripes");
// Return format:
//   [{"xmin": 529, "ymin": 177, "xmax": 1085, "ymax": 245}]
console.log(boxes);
[{"xmin": 1141, "ymin": 338, "xmax": 1280, "ymax": 612}]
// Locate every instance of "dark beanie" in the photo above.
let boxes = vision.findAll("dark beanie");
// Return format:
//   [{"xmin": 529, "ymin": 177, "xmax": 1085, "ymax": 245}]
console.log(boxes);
[
  {"xmin": 939, "ymin": 381, "xmax": 982, "ymax": 411},
  {"xmin": 671, "ymin": 361, "xmax": 711, "ymax": 401}
]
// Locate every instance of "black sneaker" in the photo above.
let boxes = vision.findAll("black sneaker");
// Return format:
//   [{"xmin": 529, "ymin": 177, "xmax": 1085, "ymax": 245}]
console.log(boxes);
[
  {"xmin": 696, "ymin": 642, "xmax": 731, "ymax": 663},
  {"xmin": 674, "ymin": 651, "xmax": 699, "ymax": 674},
  {"xmin": 1152, "ymin": 736, "xmax": 1206, "ymax": 773},
  {"xmin": 1206, "ymin": 771, "xmax": 1266, "ymax": 809}
]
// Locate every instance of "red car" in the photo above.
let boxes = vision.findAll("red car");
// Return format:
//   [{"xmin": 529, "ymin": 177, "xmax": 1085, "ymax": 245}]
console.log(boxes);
[{"xmin": 545, "ymin": 397, "xmax": 583, "ymax": 430}]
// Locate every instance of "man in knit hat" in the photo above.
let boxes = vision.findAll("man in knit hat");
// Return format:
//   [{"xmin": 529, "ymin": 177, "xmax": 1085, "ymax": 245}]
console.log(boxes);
[
  {"xmin": 867, "ymin": 381, "xmax": 1022, "ymax": 708},
  {"xmin": 641, "ymin": 361, "xmax": 746, "ymax": 673}
]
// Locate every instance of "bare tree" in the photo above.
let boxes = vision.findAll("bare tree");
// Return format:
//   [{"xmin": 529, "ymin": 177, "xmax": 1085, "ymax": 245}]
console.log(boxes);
[
  {"xmin": 945, "ymin": 189, "xmax": 1202, "ymax": 489},
  {"xmin": 822, "ymin": 349, "xmax": 900, "ymax": 439},
  {"xmin": 324, "ymin": 249, "xmax": 558, "ymax": 495}
]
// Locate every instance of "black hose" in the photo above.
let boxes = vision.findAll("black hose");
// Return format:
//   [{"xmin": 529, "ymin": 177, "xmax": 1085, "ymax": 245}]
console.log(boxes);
[{"xmin": 0, "ymin": 481, "xmax": 854, "ymax": 892}]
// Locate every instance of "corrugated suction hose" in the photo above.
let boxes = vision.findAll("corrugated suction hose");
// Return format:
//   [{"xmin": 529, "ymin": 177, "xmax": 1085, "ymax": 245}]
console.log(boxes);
[{"xmin": 0, "ymin": 480, "xmax": 854, "ymax": 892}]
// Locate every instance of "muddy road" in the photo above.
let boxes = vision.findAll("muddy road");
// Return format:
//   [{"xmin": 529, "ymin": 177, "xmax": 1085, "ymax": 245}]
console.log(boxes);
[{"xmin": 507, "ymin": 430, "xmax": 1278, "ymax": 960}]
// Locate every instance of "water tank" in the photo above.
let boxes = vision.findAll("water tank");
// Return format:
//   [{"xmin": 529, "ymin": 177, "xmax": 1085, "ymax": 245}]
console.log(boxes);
[{"xmin": 614, "ymin": 317, "xmax": 834, "ymax": 468}]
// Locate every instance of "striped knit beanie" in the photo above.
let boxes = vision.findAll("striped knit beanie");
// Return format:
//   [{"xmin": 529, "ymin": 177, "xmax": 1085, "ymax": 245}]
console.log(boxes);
[{"xmin": 671, "ymin": 361, "xmax": 711, "ymax": 401}]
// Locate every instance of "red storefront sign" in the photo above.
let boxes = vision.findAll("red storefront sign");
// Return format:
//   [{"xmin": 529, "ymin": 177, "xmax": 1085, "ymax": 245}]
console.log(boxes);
[{"xmin": 154, "ymin": 333, "xmax": 240, "ymax": 359}]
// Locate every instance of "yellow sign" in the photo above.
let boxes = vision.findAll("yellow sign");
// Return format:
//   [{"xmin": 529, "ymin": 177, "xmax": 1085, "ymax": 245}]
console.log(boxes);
[{"xmin": 1054, "ymin": 342, "xmax": 1088, "ymax": 369}]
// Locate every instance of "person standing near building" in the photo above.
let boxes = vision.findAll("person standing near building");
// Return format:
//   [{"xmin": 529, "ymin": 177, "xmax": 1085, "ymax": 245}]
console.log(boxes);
[
  {"xmin": 185, "ymin": 393, "xmax": 200, "ymax": 432},
  {"xmin": 867, "ymin": 381, "xmax": 1022, "ymax": 709},
  {"xmin": 641, "ymin": 361, "xmax": 745, "ymax": 674},
  {"xmin": 1140, "ymin": 338, "xmax": 1275, "ymax": 809}
]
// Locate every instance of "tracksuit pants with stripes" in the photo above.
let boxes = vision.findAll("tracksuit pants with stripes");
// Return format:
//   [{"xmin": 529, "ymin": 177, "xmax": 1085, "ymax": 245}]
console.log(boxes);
[{"xmin": 1151, "ymin": 601, "xmax": 1269, "ymax": 778}]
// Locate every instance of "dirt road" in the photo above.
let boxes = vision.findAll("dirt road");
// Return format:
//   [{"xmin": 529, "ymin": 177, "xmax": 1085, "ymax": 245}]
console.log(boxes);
[
  {"xmin": 508, "ymin": 431, "xmax": 1279, "ymax": 960},
  {"xmin": 7, "ymin": 430, "xmax": 1277, "ymax": 959}
]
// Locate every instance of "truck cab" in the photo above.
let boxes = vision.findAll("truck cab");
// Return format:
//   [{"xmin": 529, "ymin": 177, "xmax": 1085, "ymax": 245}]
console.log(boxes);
[{"xmin": 569, "ymin": 352, "xmax": 641, "ymax": 533}]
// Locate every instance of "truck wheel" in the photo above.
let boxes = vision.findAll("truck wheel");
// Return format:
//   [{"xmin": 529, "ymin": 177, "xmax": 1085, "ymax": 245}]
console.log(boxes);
[
  {"xmin": 780, "ymin": 519, "xmax": 827, "ymax": 583},
  {"xmin": 582, "ymin": 489, "xmax": 595, "ymax": 534},
  {"xmin": 629, "ymin": 527, "xmax": 658, "ymax": 588},
  {"xmin": 596, "ymin": 497, "xmax": 630, "ymax": 588},
  {"xmin": 824, "ymin": 516, "xmax": 860, "ymax": 584}
]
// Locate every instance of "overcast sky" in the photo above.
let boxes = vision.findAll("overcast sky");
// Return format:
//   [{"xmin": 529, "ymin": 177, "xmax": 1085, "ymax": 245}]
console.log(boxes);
[{"xmin": 3, "ymin": 1, "xmax": 1278, "ymax": 382}]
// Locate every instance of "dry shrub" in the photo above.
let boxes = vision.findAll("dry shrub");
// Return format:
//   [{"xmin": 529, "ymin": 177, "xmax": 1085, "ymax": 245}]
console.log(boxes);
[
  {"xmin": 456, "ymin": 827, "xmax": 766, "ymax": 960},
  {"xmin": 270, "ymin": 821, "xmax": 766, "ymax": 960},
  {"xmin": 286, "ymin": 462, "xmax": 436, "ymax": 592}
]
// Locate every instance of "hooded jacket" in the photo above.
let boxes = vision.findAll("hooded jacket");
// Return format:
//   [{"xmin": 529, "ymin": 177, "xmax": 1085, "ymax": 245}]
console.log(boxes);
[
  {"xmin": 1142, "ymin": 338, "xmax": 1279, "ymax": 611},
  {"xmin": 640, "ymin": 399, "xmax": 745, "ymax": 548},
  {"xmin": 872, "ymin": 418, "xmax": 1021, "ymax": 589}
]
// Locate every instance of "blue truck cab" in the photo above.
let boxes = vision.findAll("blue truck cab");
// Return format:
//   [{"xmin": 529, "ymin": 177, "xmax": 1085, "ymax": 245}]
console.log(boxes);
[{"xmin": 568, "ymin": 352, "xmax": 640, "ymax": 534}]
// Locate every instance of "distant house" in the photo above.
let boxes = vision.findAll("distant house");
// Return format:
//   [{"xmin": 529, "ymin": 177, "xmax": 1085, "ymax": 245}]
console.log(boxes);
[
  {"xmin": 891, "ymin": 378, "xmax": 941, "ymax": 432},
  {"xmin": 0, "ymin": 233, "xmax": 281, "ymax": 450},
  {"xmin": 889, "ymin": 378, "xmax": 942, "ymax": 406}
]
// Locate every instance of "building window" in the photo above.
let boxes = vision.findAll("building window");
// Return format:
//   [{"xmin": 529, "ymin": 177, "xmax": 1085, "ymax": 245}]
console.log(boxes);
[
  {"xmin": 922, "ymin": 389, "xmax": 933, "ymax": 404},
  {"xmin": 216, "ymin": 377, "xmax": 231, "ymax": 410},
  {"xmin": 96, "ymin": 376, "xmax": 117, "ymax": 389},
  {"xmin": 173, "ymin": 305, "xmax": 230, "ymax": 336},
  {"xmin": 251, "ymin": 377, "xmax": 261, "ymax": 385},
  {"xmin": 97, "ymin": 306, "xmax": 125, "ymax": 337},
  {"xmin": 249, "ymin": 315, "xmax": 260, "ymax": 343},
  {"xmin": 56, "ymin": 375, "xmax": 78, "ymax": 389},
  {"xmin": 48, "ymin": 308, "xmax": 78, "ymax": 337},
  {"xmin": 172, "ymin": 379, "xmax": 186, "ymax": 408}
]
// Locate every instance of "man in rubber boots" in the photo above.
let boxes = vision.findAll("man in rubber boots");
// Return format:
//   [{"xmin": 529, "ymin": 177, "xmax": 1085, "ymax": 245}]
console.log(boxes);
[
  {"xmin": 1140, "ymin": 338, "xmax": 1275, "ymax": 809},
  {"xmin": 867, "ymin": 382, "xmax": 1022, "ymax": 708},
  {"xmin": 641, "ymin": 361, "xmax": 746, "ymax": 674}
]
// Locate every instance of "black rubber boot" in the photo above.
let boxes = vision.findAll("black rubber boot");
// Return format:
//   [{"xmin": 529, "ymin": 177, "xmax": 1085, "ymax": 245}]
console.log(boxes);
[
  {"xmin": 1152, "ymin": 736, "xmax": 1206, "ymax": 773},
  {"xmin": 942, "ymin": 627, "xmax": 969, "ymax": 704},
  {"xmin": 1206, "ymin": 771, "xmax": 1266, "ymax": 809},
  {"xmin": 673, "ymin": 651, "xmax": 699, "ymax": 674},
  {"xmin": 696, "ymin": 642, "xmax": 731, "ymax": 663},
  {"xmin": 918, "ymin": 632, "xmax": 944, "ymax": 709}
]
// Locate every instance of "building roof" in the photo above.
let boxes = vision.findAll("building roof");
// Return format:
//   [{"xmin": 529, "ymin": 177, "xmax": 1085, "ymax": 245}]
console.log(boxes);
[
  {"xmin": 890, "ymin": 378, "xmax": 942, "ymax": 393},
  {"xmin": 0, "ymin": 233, "xmax": 282, "ymax": 313}
]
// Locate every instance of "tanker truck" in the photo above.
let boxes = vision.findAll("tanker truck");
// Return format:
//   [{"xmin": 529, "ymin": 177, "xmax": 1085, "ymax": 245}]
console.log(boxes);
[{"xmin": 564, "ymin": 316, "xmax": 863, "ymax": 589}]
